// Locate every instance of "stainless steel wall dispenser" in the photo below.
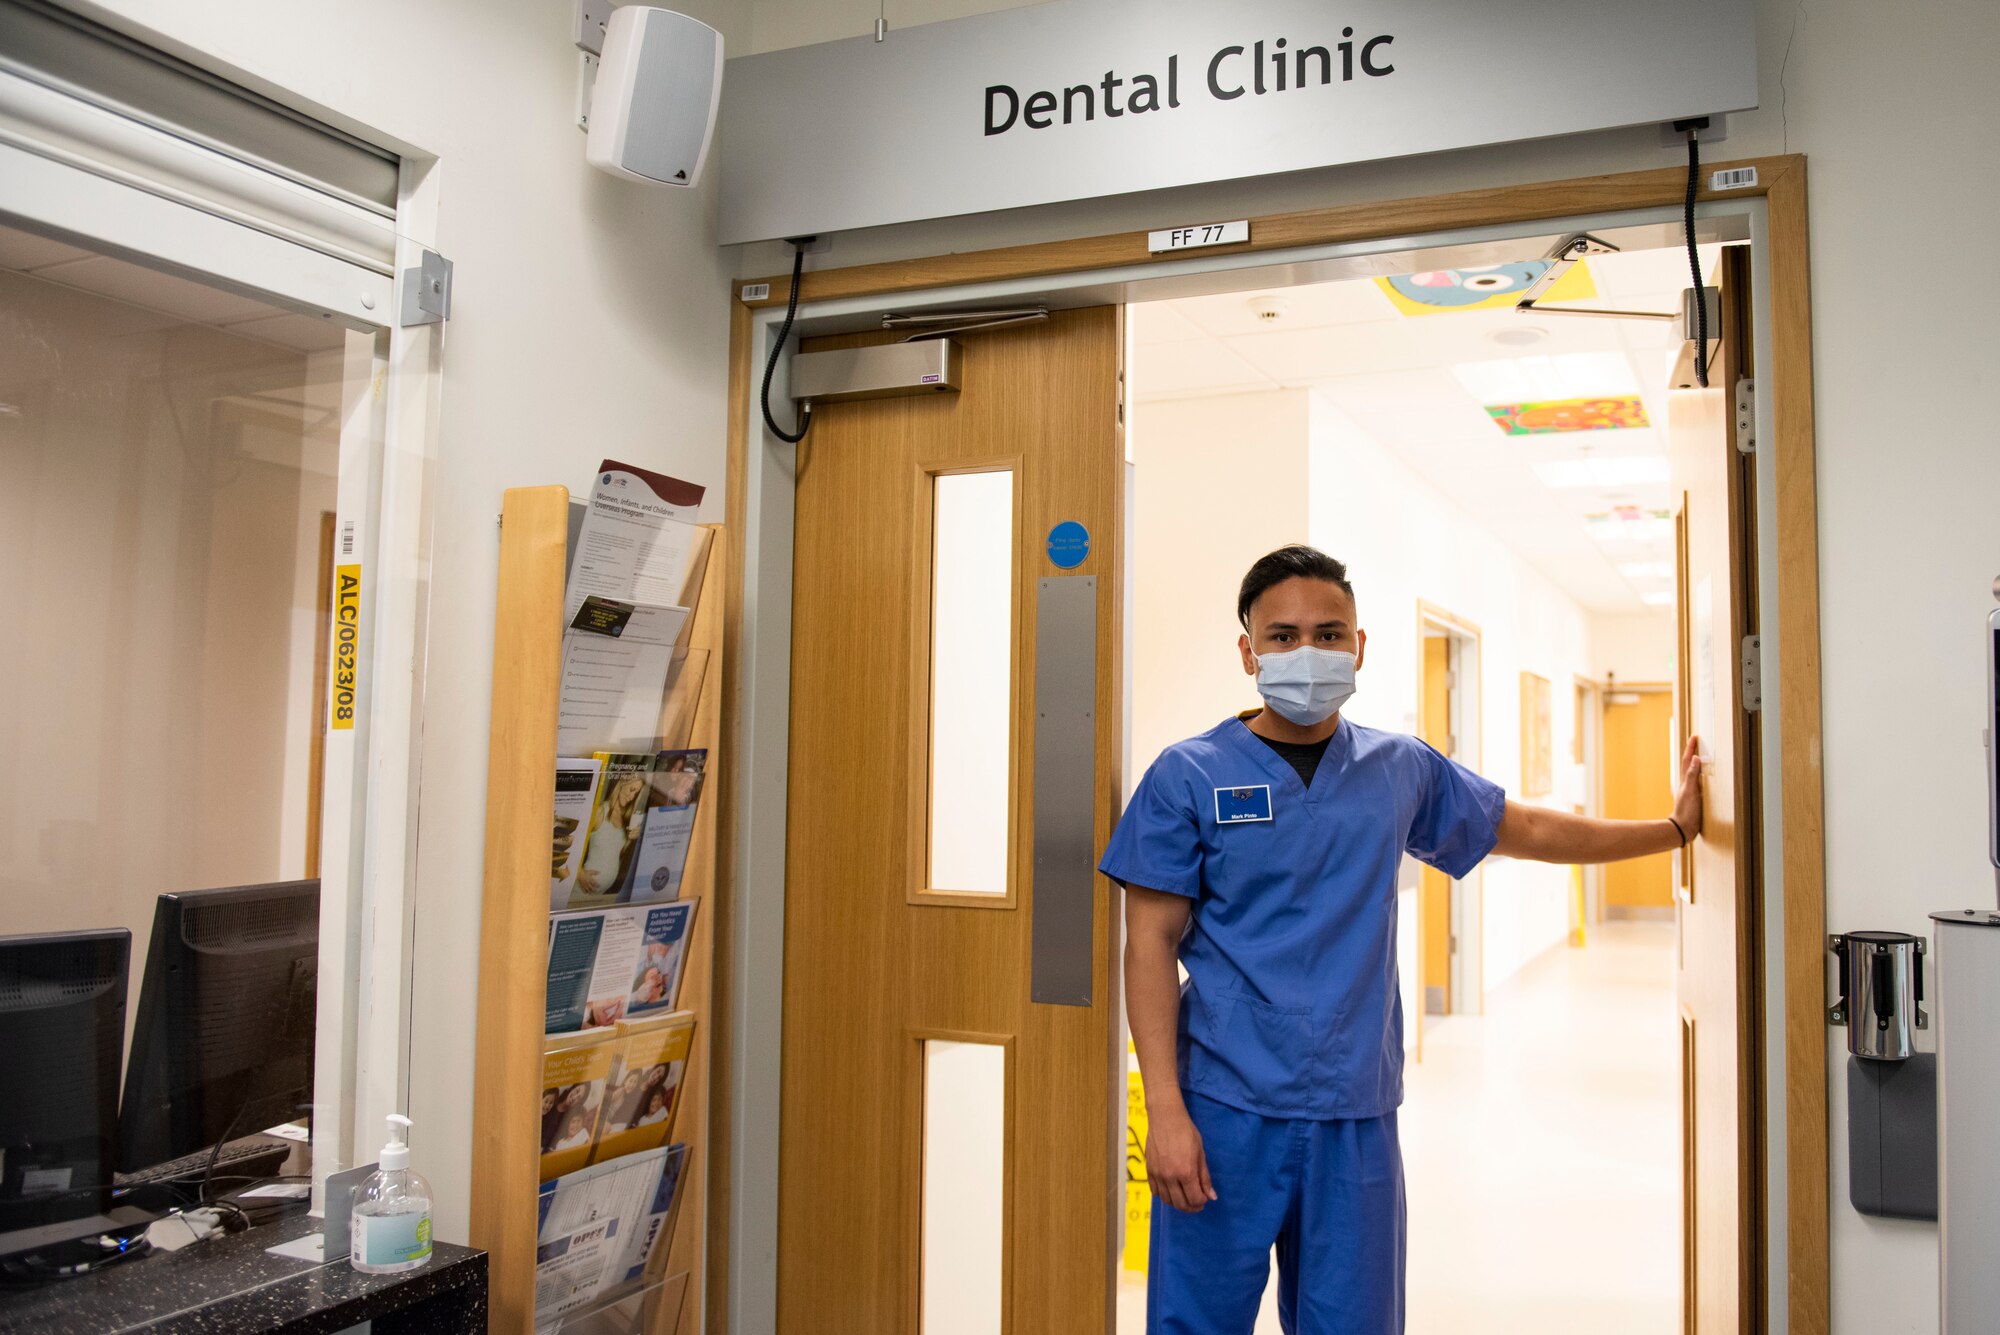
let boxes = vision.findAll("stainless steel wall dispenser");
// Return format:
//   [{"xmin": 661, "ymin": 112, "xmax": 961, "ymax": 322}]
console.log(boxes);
[
  {"xmin": 1830, "ymin": 931, "xmax": 1937, "ymax": 1223},
  {"xmin": 1829, "ymin": 931, "xmax": 1927, "ymax": 1061}
]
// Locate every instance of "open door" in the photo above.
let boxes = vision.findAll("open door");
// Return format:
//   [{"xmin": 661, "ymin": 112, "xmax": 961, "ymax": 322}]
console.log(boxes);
[
  {"xmin": 1419, "ymin": 632, "xmax": 1454, "ymax": 1022},
  {"xmin": 1668, "ymin": 244, "xmax": 1762, "ymax": 1334},
  {"xmin": 778, "ymin": 309, "xmax": 1124, "ymax": 1334}
]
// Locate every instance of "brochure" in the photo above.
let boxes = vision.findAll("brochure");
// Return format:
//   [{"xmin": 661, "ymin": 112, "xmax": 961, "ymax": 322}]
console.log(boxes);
[
  {"xmin": 533, "ymin": 1142, "xmax": 690, "ymax": 1326},
  {"xmin": 546, "ymin": 907, "xmax": 642, "ymax": 1035},
  {"xmin": 563, "ymin": 459, "xmax": 706, "ymax": 626},
  {"xmin": 624, "ymin": 749, "xmax": 709, "ymax": 904},
  {"xmin": 540, "ymin": 1032, "xmax": 616, "ymax": 1182},
  {"xmin": 545, "ymin": 901, "xmax": 697, "ymax": 1036},
  {"xmin": 623, "ymin": 901, "xmax": 697, "ymax": 1020},
  {"xmin": 551, "ymin": 758, "xmax": 603, "ymax": 911},
  {"xmin": 592, "ymin": 1012, "xmax": 696, "ymax": 1165},
  {"xmin": 568, "ymin": 753, "xmax": 655, "ymax": 910},
  {"xmin": 556, "ymin": 601, "xmax": 691, "ymax": 759}
]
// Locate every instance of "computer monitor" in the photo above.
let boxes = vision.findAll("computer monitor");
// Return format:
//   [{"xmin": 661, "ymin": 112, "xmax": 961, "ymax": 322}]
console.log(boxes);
[
  {"xmin": 0, "ymin": 929, "xmax": 130, "ymax": 1254},
  {"xmin": 117, "ymin": 880, "xmax": 319, "ymax": 1178}
]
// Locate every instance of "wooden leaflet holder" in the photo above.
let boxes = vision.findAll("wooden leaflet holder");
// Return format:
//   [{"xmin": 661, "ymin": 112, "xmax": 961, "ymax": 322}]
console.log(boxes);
[{"xmin": 471, "ymin": 485, "xmax": 727, "ymax": 1334}]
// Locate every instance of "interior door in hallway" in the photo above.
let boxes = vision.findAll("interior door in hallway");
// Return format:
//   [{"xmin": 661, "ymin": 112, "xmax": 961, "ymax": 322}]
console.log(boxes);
[
  {"xmin": 779, "ymin": 308, "xmax": 1124, "ymax": 1335},
  {"xmin": 1602, "ymin": 688, "xmax": 1675, "ymax": 913},
  {"xmin": 1668, "ymin": 244, "xmax": 1761, "ymax": 1335},
  {"xmin": 1419, "ymin": 634, "xmax": 1454, "ymax": 1017}
]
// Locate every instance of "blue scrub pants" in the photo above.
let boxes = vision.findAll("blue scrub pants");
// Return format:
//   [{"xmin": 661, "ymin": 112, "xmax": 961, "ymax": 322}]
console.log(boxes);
[{"xmin": 1147, "ymin": 1092, "xmax": 1406, "ymax": 1335}]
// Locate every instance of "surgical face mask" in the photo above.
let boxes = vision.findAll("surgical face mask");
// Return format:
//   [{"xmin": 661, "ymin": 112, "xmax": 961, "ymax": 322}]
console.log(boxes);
[{"xmin": 1254, "ymin": 646, "xmax": 1357, "ymax": 726}]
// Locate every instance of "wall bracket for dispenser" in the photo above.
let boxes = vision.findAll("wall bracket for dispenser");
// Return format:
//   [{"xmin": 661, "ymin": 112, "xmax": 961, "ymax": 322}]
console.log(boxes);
[{"xmin": 399, "ymin": 250, "xmax": 453, "ymax": 327}]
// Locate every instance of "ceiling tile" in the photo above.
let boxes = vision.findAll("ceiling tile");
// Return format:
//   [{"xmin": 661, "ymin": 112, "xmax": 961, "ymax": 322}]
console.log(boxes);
[
  {"xmin": 1174, "ymin": 279, "xmax": 1398, "ymax": 338},
  {"xmin": 1129, "ymin": 335, "xmax": 1272, "ymax": 400},
  {"xmin": 1128, "ymin": 302, "xmax": 1207, "ymax": 346},
  {"xmin": 1223, "ymin": 321, "xmax": 1424, "ymax": 384},
  {"xmin": 216, "ymin": 311, "xmax": 350, "ymax": 352},
  {"xmin": 0, "ymin": 225, "xmax": 93, "ymax": 273},
  {"xmin": 32, "ymin": 255, "xmax": 283, "ymax": 325}
]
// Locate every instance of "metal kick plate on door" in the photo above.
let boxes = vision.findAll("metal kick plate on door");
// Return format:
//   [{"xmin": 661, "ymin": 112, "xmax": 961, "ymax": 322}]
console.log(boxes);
[{"xmin": 1031, "ymin": 575, "xmax": 1096, "ymax": 1006}]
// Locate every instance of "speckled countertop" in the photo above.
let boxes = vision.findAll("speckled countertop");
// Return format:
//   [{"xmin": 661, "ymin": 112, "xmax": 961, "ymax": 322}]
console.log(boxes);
[{"xmin": 0, "ymin": 1211, "xmax": 486, "ymax": 1334}]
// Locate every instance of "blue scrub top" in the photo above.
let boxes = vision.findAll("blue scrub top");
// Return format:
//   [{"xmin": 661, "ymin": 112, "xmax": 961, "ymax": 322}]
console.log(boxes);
[{"xmin": 1100, "ymin": 713, "xmax": 1506, "ymax": 1120}]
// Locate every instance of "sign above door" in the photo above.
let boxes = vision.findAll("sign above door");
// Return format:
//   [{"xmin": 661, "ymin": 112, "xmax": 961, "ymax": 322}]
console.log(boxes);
[{"xmin": 715, "ymin": 0, "xmax": 1757, "ymax": 244}]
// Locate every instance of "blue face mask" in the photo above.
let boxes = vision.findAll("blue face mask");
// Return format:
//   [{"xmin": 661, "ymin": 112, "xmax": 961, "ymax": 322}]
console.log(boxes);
[{"xmin": 1255, "ymin": 646, "xmax": 1358, "ymax": 726}]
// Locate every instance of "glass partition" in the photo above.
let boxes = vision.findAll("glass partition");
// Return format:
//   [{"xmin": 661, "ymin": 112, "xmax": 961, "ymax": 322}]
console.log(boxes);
[{"xmin": 0, "ymin": 219, "xmax": 391, "ymax": 1224}]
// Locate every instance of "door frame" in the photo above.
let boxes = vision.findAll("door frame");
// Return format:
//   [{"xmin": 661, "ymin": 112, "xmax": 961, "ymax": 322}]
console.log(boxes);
[
  {"xmin": 1573, "ymin": 674, "xmax": 1602, "ymax": 933},
  {"xmin": 1415, "ymin": 599, "xmax": 1486, "ymax": 1037},
  {"xmin": 718, "ymin": 156, "xmax": 1826, "ymax": 1335}
]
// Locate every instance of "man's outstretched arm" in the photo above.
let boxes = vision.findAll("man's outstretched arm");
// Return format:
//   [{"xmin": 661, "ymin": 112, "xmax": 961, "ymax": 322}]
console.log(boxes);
[{"xmin": 1492, "ymin": 735, "xmax": 1704, "ymax": 864}]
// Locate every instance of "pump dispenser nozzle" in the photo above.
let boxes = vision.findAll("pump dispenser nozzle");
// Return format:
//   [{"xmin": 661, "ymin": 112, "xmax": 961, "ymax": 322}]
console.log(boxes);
[{"xmin": 380, "ymin": 1113, "xmax": 412, "ymax": 1171}]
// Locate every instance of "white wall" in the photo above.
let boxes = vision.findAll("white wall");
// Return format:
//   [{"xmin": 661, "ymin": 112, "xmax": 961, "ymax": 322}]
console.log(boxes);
[
  {"xmin": 1305, "ymin": 396, "xmax": 1595, "ymax": 995},
  {"xmin": 1127, "ymin": 389, "xmax": 1312, "ymax": 773},
  {"xmin": 72, "ymin": 0, "xmax": 747, "ymax": 1244},
  {"xmin": 1594, "ymin": 613, "xmax": 1677, "ymax": 685},
  {"xmin": 739, "ymin": 3, "xmax": 2000, "ymax": 1328}
]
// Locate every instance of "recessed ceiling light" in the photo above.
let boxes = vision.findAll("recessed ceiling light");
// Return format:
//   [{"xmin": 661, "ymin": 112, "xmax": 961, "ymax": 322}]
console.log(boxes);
[
  {"xmin": 1533, "ymin": 456, "xmax": 1670, "ymax": 488},
  {"xmin": 1486, "ymin": 325, "xmax": 1548, "ymax": 347},
  {"xmin": 1618, "ymin": 561, "xmax": 1673, "ymax": 580},
  {"xmin": 1640, "ymin": 591, "xmax": 1675, "ymax": 607}
]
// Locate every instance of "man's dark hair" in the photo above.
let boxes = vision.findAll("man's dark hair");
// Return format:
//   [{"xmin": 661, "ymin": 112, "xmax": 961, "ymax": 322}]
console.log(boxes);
[{"xmin": 1237, "ymin": 545, "xmax": 1355, "ymax": 629}]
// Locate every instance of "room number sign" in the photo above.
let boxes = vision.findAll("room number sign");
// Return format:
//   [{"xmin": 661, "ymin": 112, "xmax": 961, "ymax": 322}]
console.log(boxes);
[{"xmin": 1148, "ymin": 220, "xmax": 1250, "ymax": 253}]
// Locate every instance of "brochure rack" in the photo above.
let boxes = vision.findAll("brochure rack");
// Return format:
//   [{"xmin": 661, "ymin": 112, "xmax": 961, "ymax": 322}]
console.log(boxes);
[{"xmin": 471, "ymin": 485, "xmax": 725, "ymax": 1335}]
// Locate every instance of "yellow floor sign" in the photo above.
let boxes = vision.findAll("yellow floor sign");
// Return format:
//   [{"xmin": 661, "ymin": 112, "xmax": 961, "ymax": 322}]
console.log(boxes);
[{"xmin": 1125, "ymin": 1048, "xmax": 1149, "ymax": 1272}]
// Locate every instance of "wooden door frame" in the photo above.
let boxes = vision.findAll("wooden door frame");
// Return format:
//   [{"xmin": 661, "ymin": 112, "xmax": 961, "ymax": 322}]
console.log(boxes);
[
  {"xmin": 718, "ymin": 154, "xmax": 1827, "ymax": 1335},
  {"xmin": 1572, "ymin": 674, "xmax": 1601, "ymax": 933},
  {"xmin": 1415, "ymin": 599, "xmax": 1486, "ymax": 1037}
]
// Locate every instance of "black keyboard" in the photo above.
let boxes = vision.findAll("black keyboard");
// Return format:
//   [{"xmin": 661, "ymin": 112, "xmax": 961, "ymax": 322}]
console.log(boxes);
[{"xmin": 114, "ymin": 1138, "xmax": 291, "ymax": 1188}]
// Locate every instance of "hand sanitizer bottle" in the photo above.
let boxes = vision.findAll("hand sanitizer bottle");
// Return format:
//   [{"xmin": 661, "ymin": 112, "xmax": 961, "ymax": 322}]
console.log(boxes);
[{"xmin": 351, "ymin": 1114, "xmax": 434, "ymax": 1274}]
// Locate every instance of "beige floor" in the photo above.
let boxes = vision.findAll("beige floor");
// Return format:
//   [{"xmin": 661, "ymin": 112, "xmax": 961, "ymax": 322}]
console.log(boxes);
[{"xmin": 1117, "ymin": 920, "xmax": 1679, "ymax": 1335}]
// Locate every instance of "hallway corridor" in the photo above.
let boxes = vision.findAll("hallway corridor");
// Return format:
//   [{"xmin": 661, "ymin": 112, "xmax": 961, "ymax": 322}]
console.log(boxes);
[
  {"xmin": 1118, "ymin": 919, "xmax": 1680, "ymax": 1334},
  {"xmin": 1402, "ymin": 918, "xmax": 1681, "ymax": 1333}
]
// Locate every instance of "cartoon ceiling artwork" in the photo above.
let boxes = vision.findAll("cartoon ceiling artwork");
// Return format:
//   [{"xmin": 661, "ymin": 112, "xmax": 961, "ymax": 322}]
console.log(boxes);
[
  {"xmin": 1376, "ymin": 260, "xmax": 1598, "ymax": 316},
  {"xmin": 1485, "ymin": 396, "xmax": 1651, "ymax": 435}
]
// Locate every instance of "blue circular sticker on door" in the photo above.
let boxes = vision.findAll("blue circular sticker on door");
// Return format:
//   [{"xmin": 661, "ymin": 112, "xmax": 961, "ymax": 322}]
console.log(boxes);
[{"xmin": 1046, "ymin": 521, "xmax": 1090, "ymax": 569}]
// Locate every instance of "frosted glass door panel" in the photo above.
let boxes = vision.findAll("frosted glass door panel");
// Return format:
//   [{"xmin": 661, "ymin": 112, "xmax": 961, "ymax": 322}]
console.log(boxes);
[
  {"xmin": 920, "ymin": 1039, "xmax": 1006, "ymax": 1335},
  {"xmin": 927, "ymin": 470, "xmax": 1013, "ymax": 895}
]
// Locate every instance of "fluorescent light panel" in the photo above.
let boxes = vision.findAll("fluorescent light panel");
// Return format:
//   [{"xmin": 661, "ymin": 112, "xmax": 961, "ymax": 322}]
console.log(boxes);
[
  {"xmin": 1640, "ymin": 590, "xmax": 1675, "ymax": 606},
  {"xmin": 1618, "ymin": 561, "xmax": 1673, "ymax": 580}
]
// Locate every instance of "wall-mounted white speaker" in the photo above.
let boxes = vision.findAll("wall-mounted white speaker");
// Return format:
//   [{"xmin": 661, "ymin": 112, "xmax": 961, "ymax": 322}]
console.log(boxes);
[{"xmin": 585, "ymin": 7, "xmax": 723, "ymax": 188}]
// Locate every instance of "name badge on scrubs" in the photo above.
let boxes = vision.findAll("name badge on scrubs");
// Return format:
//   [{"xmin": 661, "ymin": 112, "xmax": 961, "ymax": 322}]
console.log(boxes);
[{"xmin": 1213, "ymin": 784, "xmax": 1273, "ymax": 824}]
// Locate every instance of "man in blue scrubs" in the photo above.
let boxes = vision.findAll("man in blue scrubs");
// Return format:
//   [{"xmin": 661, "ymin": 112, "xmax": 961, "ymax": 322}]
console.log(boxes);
[{"xmin": 1103, "ymin": 545, "xmax": 1703, "ymax": 1335}]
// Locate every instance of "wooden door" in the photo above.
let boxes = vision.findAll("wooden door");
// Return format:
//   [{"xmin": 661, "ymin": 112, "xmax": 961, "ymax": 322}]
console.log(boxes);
[
  {"xmin": 1418, "ymin": 634, "xmax": 1453, "ymax": 1016},
  {"xmin": 779, "ymin": 309, "xmax": 1124, "ymax": 1335},
  {"xmin": 1602, "ymin": 689, "xmax": 1675, "ymax": 912},
  {"xmin": 1668, "ymin": 245, "xmax": 1762, "ymax": 1334}
]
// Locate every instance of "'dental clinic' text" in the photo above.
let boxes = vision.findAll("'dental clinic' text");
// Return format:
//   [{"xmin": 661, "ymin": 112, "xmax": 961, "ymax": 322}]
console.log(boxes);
[{"xmin": 983, "ymin": 29, "xmax": 1398, "ymax": 136}]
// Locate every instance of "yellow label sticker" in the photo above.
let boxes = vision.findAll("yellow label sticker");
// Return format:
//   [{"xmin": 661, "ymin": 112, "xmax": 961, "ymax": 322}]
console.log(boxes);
[{"xmin": 330, "ymin": 564, "xmax": 361, "ymax": 730}]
